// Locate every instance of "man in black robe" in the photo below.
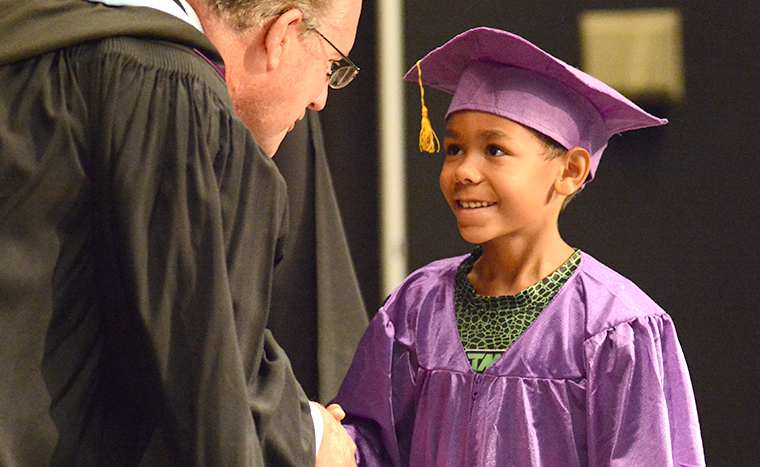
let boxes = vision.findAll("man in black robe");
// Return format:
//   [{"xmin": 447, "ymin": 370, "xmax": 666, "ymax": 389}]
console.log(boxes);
[{"xmin": 0, "ymin": 0, "xmax": 361, "ymax": 465}]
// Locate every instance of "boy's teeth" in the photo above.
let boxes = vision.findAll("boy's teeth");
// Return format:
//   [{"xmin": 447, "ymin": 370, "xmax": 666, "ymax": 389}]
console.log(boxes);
[{"xmin": 461, "ymin": 201, "xmax": 490, "ymax": 208}]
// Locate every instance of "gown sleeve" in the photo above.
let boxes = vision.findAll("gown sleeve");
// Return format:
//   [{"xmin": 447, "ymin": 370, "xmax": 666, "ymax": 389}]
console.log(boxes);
[
  {"xmin": 584, "ymin": 314, "xmax": 705, "ymax": 467},
  {"xmin": 334, "ymin": 301, "xmax": 418, "ymax": 467},
  {"xmin": 62, "ymin": 37, "xmax": 314, "ymax": 465}
]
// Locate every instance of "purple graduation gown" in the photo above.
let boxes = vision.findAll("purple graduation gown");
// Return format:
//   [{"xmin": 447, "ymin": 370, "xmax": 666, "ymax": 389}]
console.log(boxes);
[{"xmin": 334, "ymin": 252, "xmax": 705, "ymax": 466}]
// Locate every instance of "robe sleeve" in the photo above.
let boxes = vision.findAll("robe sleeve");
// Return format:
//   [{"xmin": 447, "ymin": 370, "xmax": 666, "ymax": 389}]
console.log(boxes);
[
  {"xmin": 66, "ymin": 37, "xmax": 314, "ymax": 465},
  {"xmin": 334, "ymin": 303, "xmax": 417, "ymax": 467},
  {"xmin": 584, "ymin": 314, "xmax": 705, "ymax": 467}
]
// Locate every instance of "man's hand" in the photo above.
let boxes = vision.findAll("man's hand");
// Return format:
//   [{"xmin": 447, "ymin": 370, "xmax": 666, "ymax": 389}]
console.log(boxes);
[
  {"xmin": 325, "ymin": 403, "xmax": 346, "ymax": 421},
  {"xmin": 314, "ymin": 402, "xmax": 357, "ymax": 467}
]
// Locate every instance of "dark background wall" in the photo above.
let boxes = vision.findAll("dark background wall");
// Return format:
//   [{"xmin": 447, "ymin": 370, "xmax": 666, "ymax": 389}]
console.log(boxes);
[{"xmin": 319, "ymin": 1, "xmax": 760, "ymax": 465}]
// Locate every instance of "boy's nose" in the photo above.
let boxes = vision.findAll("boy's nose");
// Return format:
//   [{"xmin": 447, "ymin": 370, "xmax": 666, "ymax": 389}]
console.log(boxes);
[{"xmin": 455, "ymin": 157, "xmax": 483, "ymax": 184}]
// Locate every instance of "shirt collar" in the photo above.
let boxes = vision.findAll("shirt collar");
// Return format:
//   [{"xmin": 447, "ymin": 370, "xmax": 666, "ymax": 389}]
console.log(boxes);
[{"xmin": 86, "ymin": 0, "xmax": 204, "ymax": 32}]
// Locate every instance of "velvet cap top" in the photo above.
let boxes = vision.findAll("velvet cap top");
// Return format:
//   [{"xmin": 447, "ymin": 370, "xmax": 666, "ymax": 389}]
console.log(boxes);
[{"xmin": 403, "ymin": 27, "xmax": 667, "ymax": 182}]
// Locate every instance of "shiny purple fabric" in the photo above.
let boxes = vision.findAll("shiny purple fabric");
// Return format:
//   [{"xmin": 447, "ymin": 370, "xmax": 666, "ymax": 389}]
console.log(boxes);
[{"xmin": 334, "ymin": 253, "xmax": 705, "ymax": 466}]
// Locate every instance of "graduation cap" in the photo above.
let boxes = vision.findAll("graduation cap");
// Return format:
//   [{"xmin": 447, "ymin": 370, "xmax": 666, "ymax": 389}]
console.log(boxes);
[{"xmin": 404, "ymin": 27, "xmax": 667, "ymax": 183}]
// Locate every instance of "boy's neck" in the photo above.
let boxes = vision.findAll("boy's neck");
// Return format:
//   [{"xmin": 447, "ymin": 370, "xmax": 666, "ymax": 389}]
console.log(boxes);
[{"xmin": 468, "ymin": 235, "xmax": 575, "ymax": 297}]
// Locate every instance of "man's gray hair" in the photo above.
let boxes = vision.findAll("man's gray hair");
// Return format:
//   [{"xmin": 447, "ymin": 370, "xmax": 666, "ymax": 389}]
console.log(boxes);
[{"xmin": 207, "ymin": 0, "xmax": 332, "ymax": 31}]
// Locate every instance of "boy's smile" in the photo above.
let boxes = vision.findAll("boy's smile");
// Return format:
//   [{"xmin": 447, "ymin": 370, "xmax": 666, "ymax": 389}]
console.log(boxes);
[
  {"xmin": 457, "ymin": 200, "xmax": 496, "ymax": 209},
  {"xmin": 440, "ymin": 110, "xmax": 566, "ymax": 247}
]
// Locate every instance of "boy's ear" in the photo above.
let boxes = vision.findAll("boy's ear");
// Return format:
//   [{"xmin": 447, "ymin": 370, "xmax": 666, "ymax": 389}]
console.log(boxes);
[
  {"xmin": 556, "ymin": 147, "xmax": 590, "ymax": 195},
  {"xmin": 263, "ymin": 8, "xmax": 304, "ymax": 70}
]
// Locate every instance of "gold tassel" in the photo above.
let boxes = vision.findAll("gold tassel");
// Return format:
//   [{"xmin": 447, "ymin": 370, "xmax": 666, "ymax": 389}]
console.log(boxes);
[{"xmin": 417, "ymin": 61, "xmax": 440, "ymax": 153}]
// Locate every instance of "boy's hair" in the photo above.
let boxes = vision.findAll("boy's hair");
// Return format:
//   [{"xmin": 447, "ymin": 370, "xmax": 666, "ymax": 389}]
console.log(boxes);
[
  {"xmin": 206, "ymin": 0, "xmax": 331, "ymax": 31},
  {"xmin": 526, "ymin": 126, "xmax": 579, "ymax": 210}
]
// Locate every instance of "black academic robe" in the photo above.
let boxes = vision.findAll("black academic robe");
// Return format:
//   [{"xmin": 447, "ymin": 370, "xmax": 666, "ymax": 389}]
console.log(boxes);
[{"xmin": 0, "ymin": 1, "xmax": 314, "ymax": 465}]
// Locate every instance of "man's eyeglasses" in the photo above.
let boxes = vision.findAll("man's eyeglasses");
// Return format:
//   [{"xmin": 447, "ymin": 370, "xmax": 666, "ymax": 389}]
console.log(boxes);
[{"xmin": 315, "ymin": 30, "xmax": 360, "ymax": 89}]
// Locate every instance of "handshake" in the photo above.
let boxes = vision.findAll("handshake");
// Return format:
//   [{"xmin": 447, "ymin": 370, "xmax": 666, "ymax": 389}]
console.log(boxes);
[{"xmin": 313, "ymin": 403, "xmax": 357, "ymax": 467}]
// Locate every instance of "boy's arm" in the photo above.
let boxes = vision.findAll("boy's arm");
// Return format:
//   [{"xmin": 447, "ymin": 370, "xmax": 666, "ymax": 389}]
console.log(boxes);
[
  {"xmin": 332, "ymin": 308, "xmax": 414, "ymax": 467},
  {"xmin": 585, "ymin": 314, "xmax": 705, "ymax": 466}
]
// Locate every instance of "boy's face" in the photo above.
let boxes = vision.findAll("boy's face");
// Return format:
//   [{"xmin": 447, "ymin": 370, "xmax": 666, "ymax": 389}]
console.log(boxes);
[{"xmin": 440, "ymin": 110, "xmax": 566, "ymax": 246}]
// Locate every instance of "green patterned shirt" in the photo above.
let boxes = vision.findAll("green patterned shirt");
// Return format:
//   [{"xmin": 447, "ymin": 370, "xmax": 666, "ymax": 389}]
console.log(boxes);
[{"xmin": 456, "ymin": 247, "xmax": 581, "ymax": 373}]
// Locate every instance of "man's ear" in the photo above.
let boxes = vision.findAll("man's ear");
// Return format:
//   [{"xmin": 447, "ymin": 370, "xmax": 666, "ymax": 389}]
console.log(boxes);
[
  {"xmin": 263, "ymin": 9, "xmax": 304, "ymax": 70},
  {"xmin": 556, "ymin": 147, "xmax": 590, "ymax": 195}
]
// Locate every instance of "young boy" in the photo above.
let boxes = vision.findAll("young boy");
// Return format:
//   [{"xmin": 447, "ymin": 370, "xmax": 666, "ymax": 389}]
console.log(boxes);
[{"xmin": 333, "ymin": 27, "xmax": 705, "ymax": 466}]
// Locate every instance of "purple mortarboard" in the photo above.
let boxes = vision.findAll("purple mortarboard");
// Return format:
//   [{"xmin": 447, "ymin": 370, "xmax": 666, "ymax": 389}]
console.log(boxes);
[{"xmin": 404, "ymin": 27, "xmax": 667, "ymax": 183}]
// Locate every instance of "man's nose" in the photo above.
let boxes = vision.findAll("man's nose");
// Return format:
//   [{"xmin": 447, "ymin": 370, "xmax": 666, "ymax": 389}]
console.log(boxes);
[{"xmin": 309, "ymin": 85, "xmax": 329, "ymax": 111}]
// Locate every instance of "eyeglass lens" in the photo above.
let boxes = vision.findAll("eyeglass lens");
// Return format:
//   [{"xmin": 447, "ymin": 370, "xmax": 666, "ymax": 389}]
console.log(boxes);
[{"xmin": 329, "ymin": 64, "xmax": 359, "ymax": 89}]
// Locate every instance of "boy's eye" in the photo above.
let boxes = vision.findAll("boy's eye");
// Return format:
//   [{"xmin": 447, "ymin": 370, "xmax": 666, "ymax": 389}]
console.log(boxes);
[
  {"xmin": 487, "ymin": 145, "xmax": 506, "ymax": 157},
  {"xmin": 445, "ymin": 144, "xmax": 462, "ymax": 156}
]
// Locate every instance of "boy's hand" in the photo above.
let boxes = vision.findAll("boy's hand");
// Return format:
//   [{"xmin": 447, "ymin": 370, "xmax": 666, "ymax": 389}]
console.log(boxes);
[{"xmin": 314, "ymin": 402, "xmax": 357, "ymax": 467}]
